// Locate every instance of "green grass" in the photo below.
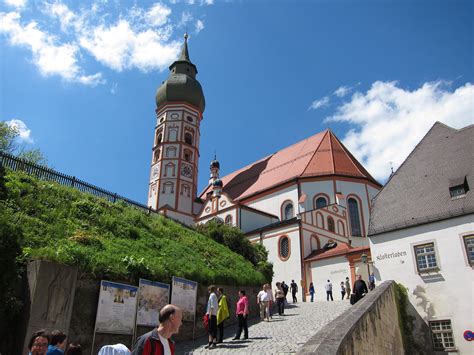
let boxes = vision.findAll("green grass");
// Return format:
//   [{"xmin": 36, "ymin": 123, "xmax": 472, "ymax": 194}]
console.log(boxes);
[{"xmin": 0, "ymin": 168, "xmax": 267, "ymax": 286}]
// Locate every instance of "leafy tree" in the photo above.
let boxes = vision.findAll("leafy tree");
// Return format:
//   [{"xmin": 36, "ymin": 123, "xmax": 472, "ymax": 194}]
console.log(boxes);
[
  {"xmin": 0, "ymin": 121, "xmax": 47, "ymax": 166},
  {"xmin": 0, "ymin": 121, "xmax": 18, "ymax": 153},
  {"xmin": 196, "ymin": 220, "xmax": 274, "ymax": 282}
]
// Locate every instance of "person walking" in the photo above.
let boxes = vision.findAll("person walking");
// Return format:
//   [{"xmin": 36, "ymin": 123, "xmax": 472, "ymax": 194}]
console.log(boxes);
[
  {"xmin": 344, "ymin": 277, "xmax": 351, "ymax": 299},
  {"xmin": 351, "ymin": 275, "xmax": 369, "ymax": 305},
  {"xmin": 131, "ymin": 304, "xmax": 183, "ymax": 355},
  {"xmin": 233, "ymin": 290, "xmax": 249, "ymax": 340},
  {"xmin": 266, "ymin": 283, "xmax": 274, "ymax": 319},
  {"xmin": 325, "ymin": 280, "xmax": 333, "ymax": 301},
  {"xmin": 309, "ymin": 282, "xmax": 315, "ymax": 302},
  {"xmin": 290, "ymin": 280, "xmax": 298, "ymax": 303},
  {"xmin": 205, "ymin": 285, "xmax": 218, "ymax": 349},
  {"xmin": 340, "ymin": 282, "xmax": 346, "ymax": 300},
  {"xmin": 274, "ymin": 282, "xmax": 286, "ymax": 315},
  {"xmin": 257, "ymin": 284, "xmax": 271, "ymax": 321},
  {"xmin": 369, "ymin": 273, "xmax": 376, "ymax": 291},
  {"xmin": 281, "ymin": 281, "xmax": 289, "ymax": 302},
  {"xmin": 216, "ymin": 287, "xmax": 229, "ymax": 343}
]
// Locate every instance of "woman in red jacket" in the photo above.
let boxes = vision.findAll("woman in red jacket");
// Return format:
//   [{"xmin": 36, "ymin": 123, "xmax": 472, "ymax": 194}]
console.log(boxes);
[{"xmin": 233, "ymin": 290, "xmax": 249, "ymax": 340}]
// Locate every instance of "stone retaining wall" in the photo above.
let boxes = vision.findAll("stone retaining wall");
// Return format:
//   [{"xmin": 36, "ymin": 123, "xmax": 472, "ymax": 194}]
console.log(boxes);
[{"xmin": 297, "ymin": 281, "xmax": 405, "ymax": 355}]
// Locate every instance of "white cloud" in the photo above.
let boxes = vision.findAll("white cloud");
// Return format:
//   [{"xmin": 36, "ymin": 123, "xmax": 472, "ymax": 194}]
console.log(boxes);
[
  {"xmin": 4, "ymin": 0, "xmax": 26, "ymax": 9},
  {"xmin": 110, "ymin": 82, "xmax": 118, "ymax": 94},
  {"xmin": 334, "ymin": 85, "xmax": 351, "ymax": 98},
  {"xmin": 325, "ymin": 80, "xmax": 474, "ymax": 181},
  {"xmin": 6, "ymin": 119, "xmax": 33, "ymax": 143},
  {"xmin": 195, "ymin": 19, "xmax": 204, "ymax": 33},
  {"xmin": 145, "ymin": 3, "xmax": 172, "ymax": 27},
  {"xmin": 42, "ymin": 2, "xmax": 78, "ymax": 32},
  {"xmin": 309, "ymin": 96, "xmax": 330, "ymax": 110},
  {"xmin": 0, "ymin": 11, "xmax": 104, "ymax": 85},
  {"xmin": 202, "ymin": 0, "xmax": 214, "ymax": 4},
  {"xmin": 79, "ymin": 20, "xmax": 181, "ymax": 72},
  {"xmin": 178, "ymin": 11, "xmax": 193, "ymax": 27}
]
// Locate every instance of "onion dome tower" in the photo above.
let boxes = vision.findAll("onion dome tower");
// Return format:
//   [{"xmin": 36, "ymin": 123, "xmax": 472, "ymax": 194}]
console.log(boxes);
[
  {"xmin": 147, "ymin": 33, "xmax": 206, "ymax": 226},
  {"xmin": 209, "ymin": 156, "xmax": 223, "ymax": 197}
]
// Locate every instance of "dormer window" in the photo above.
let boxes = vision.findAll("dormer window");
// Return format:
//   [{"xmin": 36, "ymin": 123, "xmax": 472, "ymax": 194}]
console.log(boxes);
[{"xmin": 449, "ymin": 177, "xmax": 469, "ymax": 199}]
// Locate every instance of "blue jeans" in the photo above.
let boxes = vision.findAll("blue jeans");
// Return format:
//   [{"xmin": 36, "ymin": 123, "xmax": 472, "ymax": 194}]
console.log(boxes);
[{"xmin": 310, "ymin": 293, "xmax": 314, "ymax": 302}]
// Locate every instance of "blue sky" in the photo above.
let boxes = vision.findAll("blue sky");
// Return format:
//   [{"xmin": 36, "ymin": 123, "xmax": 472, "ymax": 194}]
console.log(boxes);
[{"xmin": 1, "ymin": 0, "xmax": 472, "ymax": 203}]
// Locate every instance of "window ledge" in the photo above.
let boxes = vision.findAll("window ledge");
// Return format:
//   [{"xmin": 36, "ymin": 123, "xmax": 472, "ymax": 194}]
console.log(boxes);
[{"xmin": 418, "ymin": 267, "xmax": 440, "ymax": 274}]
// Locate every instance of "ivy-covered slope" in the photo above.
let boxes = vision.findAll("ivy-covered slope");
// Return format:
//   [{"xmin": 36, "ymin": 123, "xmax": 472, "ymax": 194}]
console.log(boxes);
[{"xmin": 0, "ymin": 169, "xmax": 267, "ymax": 285}]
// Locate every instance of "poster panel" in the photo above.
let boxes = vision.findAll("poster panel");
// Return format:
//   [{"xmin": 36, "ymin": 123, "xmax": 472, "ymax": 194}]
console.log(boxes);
[
  {"xmin": 136, "ymin": 279, "xmax": 170, "ymax": 327},
  {"xmin": 170, "ymin": 276, "xmax": 198, "ymax": 323},
  {"xmin": 95, "ymin": 280, "xmax": 138, "ymax": 334}
]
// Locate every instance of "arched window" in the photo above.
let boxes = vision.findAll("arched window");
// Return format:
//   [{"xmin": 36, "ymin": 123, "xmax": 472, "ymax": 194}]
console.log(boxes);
[
  {"xmin": 183, "ymin": 149, "xmax": 193, "ymax": 162},
  {"xmin": 162, "ymin": 182, "xmax": 174, "ymax": 194},
  {"xmin": 168, "ymin": 127, "xmax": 178, "ymax": 142},
  {"xmin": 348, "ymin": 198, "xmax": 362, "ymax": 236},
  {"xmin": 153, "ymin": 149, "xmax": 160, "ymax": 163},
  {"xmin": 327, "ymin": 217, "xmax": 335, "ymax": 233},
  {"xmin": 315, "ymin": 197, "xmax": 328, "ymax": 209},
  {"xmin": 165, "ymin": 163, "xmax": 175, "ymax": 177},
  {"xmin": 281, "ymin": 201, "xmax": 294, "ymax": 220},
  {"xmin": 311, "ymin": 234, "xmax": 321, "ymax": 251},
  {"xmin": 279, "ymin": 235, "xmax": 290, "ymax": 260},
  {"xmin": 185, "ymin": 132, "xmax": 193, "ymax": 145},
  {"xmin": 156, "ymin": 132, "xmax": 163, "ymax": 145},
  {"xmin": 225, "ymin": 215, "xmax": 232, "ymax": 225}
]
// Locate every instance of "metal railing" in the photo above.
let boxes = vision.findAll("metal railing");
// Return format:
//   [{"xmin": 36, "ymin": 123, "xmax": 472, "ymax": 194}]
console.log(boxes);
[{"xmin": 0, "ymin": 151, "xmax": 156, "ymax": 214}]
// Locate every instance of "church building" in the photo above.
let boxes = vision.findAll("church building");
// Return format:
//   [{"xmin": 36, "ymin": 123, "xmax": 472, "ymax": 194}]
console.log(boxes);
[{"xmin": 148, "ymin": 36, "xmax": 382, "ymax": 298}]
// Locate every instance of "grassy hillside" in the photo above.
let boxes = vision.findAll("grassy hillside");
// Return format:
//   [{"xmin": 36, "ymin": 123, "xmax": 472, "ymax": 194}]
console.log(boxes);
[{"xmin": 0, "ymin": 168, "xmax": 267, "ymax": 286}]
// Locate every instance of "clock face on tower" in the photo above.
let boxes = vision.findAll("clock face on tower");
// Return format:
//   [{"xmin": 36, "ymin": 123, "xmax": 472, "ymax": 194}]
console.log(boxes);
[{"xmin": 181, "ymin": 165, "xmax": 193, "ymax": 178}]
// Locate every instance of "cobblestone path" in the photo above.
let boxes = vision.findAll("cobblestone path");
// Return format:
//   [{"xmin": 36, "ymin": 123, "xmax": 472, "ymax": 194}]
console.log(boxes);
[{"xmin": 175, "ymin": 300, "xmax": 351, "ymax": 355}]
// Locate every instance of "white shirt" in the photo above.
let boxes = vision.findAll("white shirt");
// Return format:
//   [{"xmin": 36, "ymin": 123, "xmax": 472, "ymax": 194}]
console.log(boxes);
[
  {"xmin": 325, "ymin": 282, "xmax": 333, "ymax": 291},
  {"xmin": 258, "ymin": 290, "xmax": 271, "ymax": 302},
  {"xmin": 158, "ymin": 333, "xmax": 171, "ymax": 355},
  {"xmin": 207, "ymin": 292, "xmax": 218, "ymax": 316}
]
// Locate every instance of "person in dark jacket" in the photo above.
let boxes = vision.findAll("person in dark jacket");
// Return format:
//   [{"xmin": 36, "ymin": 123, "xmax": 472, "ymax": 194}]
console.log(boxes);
[
  {"xmin": 351, "ymin": 275, "xmax": 369, "ymax": 305},
  {"xmin": 132, "ymin": 305, "xmax": 182, "ymax": 355}
]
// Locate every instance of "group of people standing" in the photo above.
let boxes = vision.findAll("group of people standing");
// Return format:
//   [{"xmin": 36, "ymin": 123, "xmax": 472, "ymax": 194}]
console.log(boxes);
[
  {"xmin": 27, "ymin": 330, "xmax": 82, "ymax": 355},
  {"xmin": 205, "ymin": 285, "xmax": 249, "ymax": 350},
  {"xmin": 307, "ymin": 273, "xmax": 375, "ymax": 304}
]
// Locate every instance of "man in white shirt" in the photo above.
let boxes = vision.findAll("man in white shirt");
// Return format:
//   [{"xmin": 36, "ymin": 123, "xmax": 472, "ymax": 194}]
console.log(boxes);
[
  {"xmin": 325, "ymin": 280, "xmax": 333, "ymax": 301},
  {"xmin": 205, "ymin": 285, "xmax": 218, "ymax": 349},
  {"xmin": 257, "ymin": 284, "xmax": 271, "ymax": 321}
]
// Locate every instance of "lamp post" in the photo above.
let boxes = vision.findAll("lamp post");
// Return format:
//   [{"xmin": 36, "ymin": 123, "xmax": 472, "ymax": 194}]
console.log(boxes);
[{"xmin": 361, "ymin": 253, "xmax": 370, "ymax": 282}]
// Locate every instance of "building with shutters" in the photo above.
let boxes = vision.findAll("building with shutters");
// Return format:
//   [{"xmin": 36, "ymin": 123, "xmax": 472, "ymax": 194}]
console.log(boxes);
[{"xmin": 368, "ymin": 122, "xmax": 473, "ymax": 353}]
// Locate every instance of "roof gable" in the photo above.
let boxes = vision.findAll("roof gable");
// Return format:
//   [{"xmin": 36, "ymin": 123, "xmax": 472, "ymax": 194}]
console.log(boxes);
[
  {"xmin": 200, "ymin": 129, "xmax": 380, "ymax": 201},
  {"xmin": 369, "ymin": 122, "xmax": 474, "ymax": 236}
]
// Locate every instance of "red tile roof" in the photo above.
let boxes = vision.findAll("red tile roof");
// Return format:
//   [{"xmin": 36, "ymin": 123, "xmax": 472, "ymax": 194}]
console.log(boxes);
[
  {"xmin": 304, "ymin": 243, "xmax": 369, "ymax": 262},
  {"xmin": 200, "ymin": 129, "xmax": 380, "ymax": 201}
]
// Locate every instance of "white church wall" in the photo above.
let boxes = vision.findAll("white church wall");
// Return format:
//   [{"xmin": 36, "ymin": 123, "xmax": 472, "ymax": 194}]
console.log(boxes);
[
  {"xmin": 240, "ymin": 208, "xmax": 278, "ymax": 233},
  {"xmin": 300, "ymin": 180, "xmax": 335, "ymax": 209},
  {"xmin": 261, "ymin": 224, "xmax": 302, "ymax": 288},
  {"xmin": 336, "ymin": 180, "xmax": 371, "ymax": 237},
  {"xmin": 246, "ymin": 185, "xmax": 298, "ymax": 220},
  {"xmin": 369, "ymin": 215, "xmax": 473, "ymax": 354},
  {"xmin": 309, "ymin": 255, "xmax": 351, "ymax": 302}
]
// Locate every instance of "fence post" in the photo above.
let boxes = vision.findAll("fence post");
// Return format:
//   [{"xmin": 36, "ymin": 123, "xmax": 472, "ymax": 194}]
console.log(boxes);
[
  {"xmin": 113, "ymin": 193, "xmax": 118, "ymax": 203},
  {"xmin": 71, "ymin": 177, "xmax": 76, "ymax": 188}
]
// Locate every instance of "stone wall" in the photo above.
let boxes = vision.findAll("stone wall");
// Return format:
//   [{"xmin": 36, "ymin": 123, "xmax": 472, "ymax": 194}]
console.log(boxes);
[{"xmin": 297, "ymin": 281, "xmax": 406, "ymax": 355}]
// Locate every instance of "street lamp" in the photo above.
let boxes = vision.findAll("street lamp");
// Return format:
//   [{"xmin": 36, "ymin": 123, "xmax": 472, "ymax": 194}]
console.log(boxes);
[{"xmin": 361, "ymin": 253, "xmax": 370, "ymax": 285}]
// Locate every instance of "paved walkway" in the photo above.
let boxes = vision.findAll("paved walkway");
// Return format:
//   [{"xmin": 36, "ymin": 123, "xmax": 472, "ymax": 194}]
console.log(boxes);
[{"xmin": 175, "ymin": 300, "xmax": 351, "ymax": 355}]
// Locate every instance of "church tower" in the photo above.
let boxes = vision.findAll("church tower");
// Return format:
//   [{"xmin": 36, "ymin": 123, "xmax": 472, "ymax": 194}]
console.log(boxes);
[{"xmin": 147, "ymin": 34, "xmax": 205, "ymax": 225}]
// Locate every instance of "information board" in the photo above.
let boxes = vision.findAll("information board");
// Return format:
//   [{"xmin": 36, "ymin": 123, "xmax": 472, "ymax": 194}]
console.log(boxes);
[
  {"xmin": 136, "ymin": 279, "xmax": 170, "ymax": 327},
  {"xmin": 95, "ymin": 280, "xmax": 138, "ymax": 334},
  {"xmin": 170, "ymin": 276, "xmax": 198, "ymax": 322}
]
